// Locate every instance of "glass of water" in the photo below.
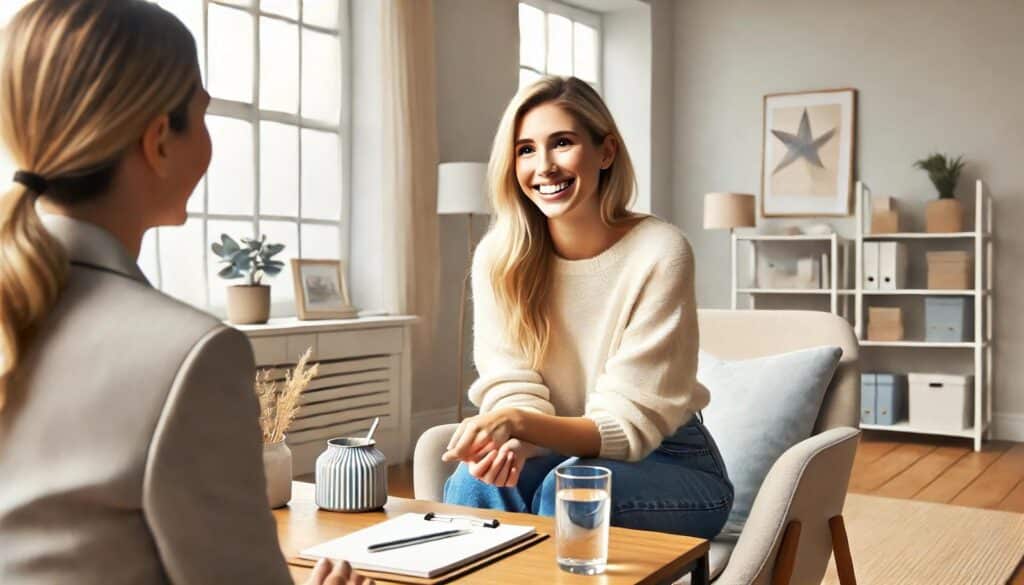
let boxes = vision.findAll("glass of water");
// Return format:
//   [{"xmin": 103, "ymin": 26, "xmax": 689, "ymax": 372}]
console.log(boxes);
[{"xmin": 555, "ymin": 465, "xmax": 612, "ymax": 575}]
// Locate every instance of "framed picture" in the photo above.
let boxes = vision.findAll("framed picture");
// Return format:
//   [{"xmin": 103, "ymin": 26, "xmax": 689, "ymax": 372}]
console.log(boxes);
[
  {"xmin": 761, "ymin": 88, "xmax": 857, "ymax": 217},
  {"xmin": 291, "ymin": 259, "xmax": 358, "ymax": 320}
]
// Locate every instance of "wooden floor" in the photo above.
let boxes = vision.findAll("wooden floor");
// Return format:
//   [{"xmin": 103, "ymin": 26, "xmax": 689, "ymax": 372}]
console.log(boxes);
[
  {"xmin": 851, "ymin": 431, "xmax": 1024, "ymax": 584},
  {"xmin": 389, "ymin": 431, "xmax": 1024, "ymax": 582}
]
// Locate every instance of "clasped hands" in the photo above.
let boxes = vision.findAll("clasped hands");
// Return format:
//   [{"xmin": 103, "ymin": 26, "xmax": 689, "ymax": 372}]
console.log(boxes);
[{"xmin": 441, "ymin": 408, "xmax": 537, "ymax": 488}]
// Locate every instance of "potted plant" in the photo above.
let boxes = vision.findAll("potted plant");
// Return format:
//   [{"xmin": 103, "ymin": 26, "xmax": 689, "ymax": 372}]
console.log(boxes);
[
  {"xmin": 255, "ymin": 348, "xmax": 318, "ymax": 508},
  {"xmin": 211, "ymin": 234, "xmax": 285, "ymax": 324},
  {"xmin": 913, "ymin": 153, "xmax": 967, "ymax": 233}
]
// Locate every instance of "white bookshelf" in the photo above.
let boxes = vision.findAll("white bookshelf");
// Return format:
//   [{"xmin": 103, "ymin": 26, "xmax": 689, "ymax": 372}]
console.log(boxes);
[{"xmin": 854, "ymin": 180, "xmax": 994, "ymax": 451}]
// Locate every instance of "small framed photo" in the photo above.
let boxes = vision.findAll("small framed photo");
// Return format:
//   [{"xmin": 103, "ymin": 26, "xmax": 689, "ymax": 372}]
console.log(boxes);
[
  {"xmin": 761, "ymin": 88, "xmax": 857, "ymax": 217},
  {"xmin": 291, "ymin": 259, "xmax": 358, "ymax": 320}
]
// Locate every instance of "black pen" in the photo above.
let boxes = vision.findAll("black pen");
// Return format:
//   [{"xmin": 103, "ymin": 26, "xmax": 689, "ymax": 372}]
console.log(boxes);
[{"xmin": 366, "ymin": 528, "xmax": 472, "ymax": 553}]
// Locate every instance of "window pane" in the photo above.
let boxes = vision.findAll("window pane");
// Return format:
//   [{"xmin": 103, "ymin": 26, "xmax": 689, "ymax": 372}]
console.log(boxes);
[
  {"xmin": 159, "ymin": 219, "xmax": 207, "ymax": 308},
  {"xmin": 519, "ymin": 67, "xmax": 541, "ymax": 90},
  {"xmin": 138, "ymin": 228, "xmax": 160, "ymax": 286},
  {"xmin": 207, "ymin": 219, "xmax": 254, "ymax": 309},
  {"xmin": 301, "ymin": 29, "xmax": 340, "ymax": 123},
  {"xmin": 208, "ymin": 4, "xmax": 253, "ymax": 103},
  {"xmin": 186, "ymin": 177, "xmax": 205, "ymax": 213},
  {"xmin": 301, "ymin": 223, "xmax": 339, "ymax": 258},
  {"xmin": 260, "ymin": 17, "xmax": 298, "ymax": 114},
  {"xmin": 546, "ymin": 14, "xmax": 572, "ymax": 76},
  {"xmin": 262, "ymin": 0, "xmax": 298, "ymax": 19},
  {"xmin": 258, "ymin": 219, "xmax": 299, "ymax": 317},
  {"xmin": 301, "ymin": 128, "xmax": 341, "ymax": 220},
  {"xmin": 259, "ymin": 121, "xmax": 299, "ymax": 216},
  {"xmin": 156, "ymin": 0, "xmax": 205, "ymax": 80},
  {"xmin": 518, "ymin": 3, "xmax": 545, "ymax": 71},
  {"xmin": 206, "ymin": 116, "xmax": 254, "ymax": 215},
  {"xmin": 218, "ymin": 0, "xmax": 251, "ymax": 6},
  {"xmin": 0, "ymin": 1, "xmax": 31, "ymax": 28},
  {"xmin": 573, "ymin": 23, "xmax": 597, "ymax": 82},
  {"xmin": 303, "ymin": 0, "xmax": 338, "ymax": 29}
]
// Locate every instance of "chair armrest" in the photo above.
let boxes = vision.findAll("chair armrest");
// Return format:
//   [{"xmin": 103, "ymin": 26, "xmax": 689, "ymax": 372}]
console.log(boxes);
[
  {"xmin": 412, "ymin": 423, "xmax": 459, "ymax": 502},
  {"xmin": 714, "ymin": 427, "xmax": 860, "ymax": 585}
]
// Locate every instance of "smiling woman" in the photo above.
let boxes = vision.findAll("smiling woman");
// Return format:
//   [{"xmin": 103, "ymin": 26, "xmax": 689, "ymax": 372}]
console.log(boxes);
[{"xmin": 440, "ymin": 76, "xmax": 735, "ymax": 544}]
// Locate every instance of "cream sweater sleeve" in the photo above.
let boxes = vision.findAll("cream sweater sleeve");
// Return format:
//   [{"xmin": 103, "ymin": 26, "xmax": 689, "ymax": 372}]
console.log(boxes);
[
  {"xmin": 583, "ymin": 238, "xmax": 708, "ymax": 462},
  {"xmin": 466, "ymin": 236, "xmax": 557, "ymax": 416}
]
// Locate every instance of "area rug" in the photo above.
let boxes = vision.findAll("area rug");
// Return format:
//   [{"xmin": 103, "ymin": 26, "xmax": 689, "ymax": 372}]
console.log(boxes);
[{"xmin": 821, "ymin": 494, "xmax": 1024, "ymax": 584}]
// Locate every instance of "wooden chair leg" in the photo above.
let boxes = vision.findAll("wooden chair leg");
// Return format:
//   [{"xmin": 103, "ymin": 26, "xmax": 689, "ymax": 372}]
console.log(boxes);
[
  {"xmin": 771, "ymin": 520, "xmax": 801, "ymax": 585},
  {"xmin": 829, "ymin": 515, "xmax": 857, "ymax": 585}
]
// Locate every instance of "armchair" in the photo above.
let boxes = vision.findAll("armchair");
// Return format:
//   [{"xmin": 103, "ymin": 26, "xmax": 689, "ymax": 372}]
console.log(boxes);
[{"xmin": 414, "ymin": 309, "xmax": 860, "ymax": 585}]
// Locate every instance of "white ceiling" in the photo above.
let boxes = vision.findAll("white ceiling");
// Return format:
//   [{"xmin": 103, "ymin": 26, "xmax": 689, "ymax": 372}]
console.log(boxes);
[{"xmin": 559, "ymin": 0, "xmax": 648, "ymax": 14}]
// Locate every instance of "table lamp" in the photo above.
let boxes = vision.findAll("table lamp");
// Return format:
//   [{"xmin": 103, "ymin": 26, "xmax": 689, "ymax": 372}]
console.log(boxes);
[
  {"xmin": 703, "ymin": 192, "xmax": 756, "ymax": 309},
  {"xmin": 437, "ymin": 162, "xmax": 490, "ymax": 421}
]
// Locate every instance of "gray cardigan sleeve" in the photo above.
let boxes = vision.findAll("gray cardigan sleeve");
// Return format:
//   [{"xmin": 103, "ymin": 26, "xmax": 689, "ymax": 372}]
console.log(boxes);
[{"xmin": 142, "ymin": 326, "xmax": 292, "ymax": 585}]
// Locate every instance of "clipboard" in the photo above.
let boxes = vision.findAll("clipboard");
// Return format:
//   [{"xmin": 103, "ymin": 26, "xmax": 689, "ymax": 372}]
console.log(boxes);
[{"xmin": 288, "ymin": 532, "xmax": 548, "ymax": 584}]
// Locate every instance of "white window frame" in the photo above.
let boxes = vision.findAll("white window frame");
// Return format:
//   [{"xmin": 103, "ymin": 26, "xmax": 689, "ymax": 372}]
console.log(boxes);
[
  {"xmin": 148, "ymin": 0, "xmax": 352, "ymax": 316},
  {"xmin": 519, "ymin": 0, "xmax": 603, "ymax": 91}
]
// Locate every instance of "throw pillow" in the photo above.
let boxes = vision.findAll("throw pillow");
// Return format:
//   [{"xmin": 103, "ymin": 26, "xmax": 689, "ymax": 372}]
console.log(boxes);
[{"xmin": 698, "ymin": 345, "xmax": 842, "ymax": 539}]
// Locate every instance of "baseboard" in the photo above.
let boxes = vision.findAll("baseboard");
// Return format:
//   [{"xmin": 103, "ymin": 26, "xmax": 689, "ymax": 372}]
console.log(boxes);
[
  {"xmin": 992, "ymin": 412, "xmax": 1024, "ymax": 442},
  {"xmin": 408, "ymin": 406, "xmax": 458, "ymax": 455}
]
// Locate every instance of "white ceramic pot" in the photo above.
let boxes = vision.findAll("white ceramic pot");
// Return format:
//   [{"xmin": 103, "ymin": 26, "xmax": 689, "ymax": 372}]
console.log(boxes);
[
  {"xmin": 315, "ymin": 437, "xmax": 388, "ymax": 512},
  {"xmin": 263, "ymin": 439, "xmax": 293, "ymax": 509}
]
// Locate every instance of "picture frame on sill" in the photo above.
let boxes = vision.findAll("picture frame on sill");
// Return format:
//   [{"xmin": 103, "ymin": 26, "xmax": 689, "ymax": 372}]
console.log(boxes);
[
  {"xmin": 761, "ymin": 88, "xmax": 857, "ymax": 217},
  {"xmin": 291, "ymin": 259, "xmax": 358, "ymax": 320}
]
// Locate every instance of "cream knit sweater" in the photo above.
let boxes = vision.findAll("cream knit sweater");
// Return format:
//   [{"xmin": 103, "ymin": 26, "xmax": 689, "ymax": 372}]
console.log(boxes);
[{"xmin": 467, "ymin": 216, "xmax": 708, "ymax": 462}]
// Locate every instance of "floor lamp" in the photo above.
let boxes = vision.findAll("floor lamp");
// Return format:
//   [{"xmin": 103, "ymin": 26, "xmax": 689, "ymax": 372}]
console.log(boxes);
[
  {"xmin": 703, "ymin": 193, "xmax": 756, "ymax": 310},
  {"xmin": 437, "ymin": 162, "xmax": 490, "ymax": 421}
]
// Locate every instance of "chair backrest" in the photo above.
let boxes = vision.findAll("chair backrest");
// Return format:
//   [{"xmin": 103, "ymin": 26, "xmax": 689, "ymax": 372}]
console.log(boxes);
[{"xmin": 697, "ymin": 309, "xmax": 860, "ymax": 433}]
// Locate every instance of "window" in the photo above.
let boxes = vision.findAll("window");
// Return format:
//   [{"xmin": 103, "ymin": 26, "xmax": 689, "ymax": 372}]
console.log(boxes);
[
  {"xmin": 518, "ymin": 1, "xmax": 601, "ymax": 91},
  {"xmin": 0, "ymin": 1, "xmax": 350, "ymax": 318}
]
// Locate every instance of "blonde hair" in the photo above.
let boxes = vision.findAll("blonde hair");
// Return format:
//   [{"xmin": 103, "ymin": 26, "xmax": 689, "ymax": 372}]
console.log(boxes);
[
  {"xmin": 0, "ymin": 0, "xmax": 199, "ymax": 411},
  {"xmin": 486, "ymin": 76, "xmax": 637, "ymax": 368}
]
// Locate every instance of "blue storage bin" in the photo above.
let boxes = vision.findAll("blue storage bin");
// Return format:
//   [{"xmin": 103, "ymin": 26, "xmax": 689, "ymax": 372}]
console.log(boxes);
[
  {"xmin": 925, "ymin": 297, "xmax": 972, "ymax": 343},
  {"xmin": 860, "ymin": 373, "xmax": 876, "ymax": 424},
  {"xmin": 875, "ymin": 373, "xmax": 907, "ymax": 425}
]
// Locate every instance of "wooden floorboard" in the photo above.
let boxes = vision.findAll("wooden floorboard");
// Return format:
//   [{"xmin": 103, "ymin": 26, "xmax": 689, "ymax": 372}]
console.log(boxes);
[
  {"xmin": 999, "ymin": 479, "xmax": 1024, "ymax": 514},
  {"xmin": 873, "ymin": 445, "xmax": 969, "ymax": 499},
  {"xmin": 953, "ymin": 443, "xmax": 1024, "ymax": 508},
  {"xmin": 848, "ymin": 443, "xmax": 935, "ymax": 493},
  {"xmin": 914, "ymin": 442, "xmax": 1009, "ymax": 503}
]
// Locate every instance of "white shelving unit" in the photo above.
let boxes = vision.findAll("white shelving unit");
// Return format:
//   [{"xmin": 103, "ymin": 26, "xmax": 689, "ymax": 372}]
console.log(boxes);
[
  {"xmin": 731, "ymin": 233, "xmax": 850, "ymax": 316},
  {"xmin": 854, "ymin": 180, "xmax": 994, "ymax": 451}
]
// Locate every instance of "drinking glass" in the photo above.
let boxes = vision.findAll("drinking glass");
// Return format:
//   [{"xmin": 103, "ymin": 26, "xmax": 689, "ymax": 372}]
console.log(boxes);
[{"xmin": 555, "ymin": 465, "xmax": 612, "ymax": 575}]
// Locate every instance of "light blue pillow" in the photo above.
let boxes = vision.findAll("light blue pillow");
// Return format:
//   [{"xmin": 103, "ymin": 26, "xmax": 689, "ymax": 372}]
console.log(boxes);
[{"xmin": 698, "ymin": 345, "xmax": 842, "ymax": 539}]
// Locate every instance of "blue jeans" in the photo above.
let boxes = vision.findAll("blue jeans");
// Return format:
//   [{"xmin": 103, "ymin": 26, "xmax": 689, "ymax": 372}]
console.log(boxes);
[{"xmin": 442, "ymin": 416, "xmax": 734, "ymax": 539}]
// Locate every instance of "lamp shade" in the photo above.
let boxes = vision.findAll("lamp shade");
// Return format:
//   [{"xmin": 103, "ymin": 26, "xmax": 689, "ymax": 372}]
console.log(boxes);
[
  {"xmin": 703, "ymin": 192, "xmax": 756, "ymax": 229},
  {"xmin": 437, "ymin": 162, "xmax": 490, "ymax": 215}
]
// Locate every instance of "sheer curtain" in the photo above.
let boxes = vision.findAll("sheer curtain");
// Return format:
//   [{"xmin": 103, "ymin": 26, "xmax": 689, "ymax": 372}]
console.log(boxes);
[{"xmin": 380, "ymin": 0, "xmax": 440, "ymax": 367}]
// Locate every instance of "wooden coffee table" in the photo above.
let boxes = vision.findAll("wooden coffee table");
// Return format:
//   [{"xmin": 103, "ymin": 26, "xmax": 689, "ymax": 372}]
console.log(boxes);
[{"xmin": 276, "ymin": 482, "xmax": 710, "ymax": 584}]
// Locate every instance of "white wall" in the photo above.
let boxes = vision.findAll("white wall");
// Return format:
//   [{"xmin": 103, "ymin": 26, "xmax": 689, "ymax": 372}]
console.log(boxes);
[{"xmin": 670, "ymin": 0, "xmax": 1024, "ymax": 434}]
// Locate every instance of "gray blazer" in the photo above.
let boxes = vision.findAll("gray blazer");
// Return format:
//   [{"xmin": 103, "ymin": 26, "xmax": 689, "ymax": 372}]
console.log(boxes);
[{"xmin": 0, "ymin": 216, "xmax": 292, "ymax": 584}]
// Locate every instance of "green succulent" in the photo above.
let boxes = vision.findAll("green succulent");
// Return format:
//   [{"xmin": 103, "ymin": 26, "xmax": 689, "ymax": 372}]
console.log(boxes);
[
  {"xmin": 210, "ymin": 233, "xmax": 285, "ymax": 285},
  {"xmin": 913, "ymin": 153, "xmax": 966, "ymax": 199}
]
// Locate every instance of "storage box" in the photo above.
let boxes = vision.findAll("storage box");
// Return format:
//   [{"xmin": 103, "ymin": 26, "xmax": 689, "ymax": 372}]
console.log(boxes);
[
  {"xmin": 908, "ymin": 373, "xmax": 973, "ymax": 430},
  {"xmin": 871, "ymin": 210, "xmax": 900, "ymax": 234},
  {"xmin": 867, "ymin": 307, "xmax": 904, "ymax": 341},
  {"xmin": 860, "ymin": 374, "xmax": 876, "ymax": 424},
  {"xmin": 874, "ymin": 373, "xmax": 907, "ymax": 425},
  {"xmin": 927, "ymin": 251, "xmax": 971, "ymax": 290},
  {"xmin": 925, "ymin": 297, "xmax": 972, "ymax": 342}
]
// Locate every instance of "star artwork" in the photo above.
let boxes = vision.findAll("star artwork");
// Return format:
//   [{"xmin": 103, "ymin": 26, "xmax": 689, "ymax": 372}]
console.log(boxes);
[{"xmin": 768, "ymin": 104, "xmax": 843, "ymax": 199}]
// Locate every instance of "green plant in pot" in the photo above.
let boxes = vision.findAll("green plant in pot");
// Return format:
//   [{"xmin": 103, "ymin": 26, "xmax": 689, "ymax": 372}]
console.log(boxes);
[
  {"xmin": 211, "ymin": 234, "xmax": 285, "ymax": 324},
  {"xmin": 914, "ymin": 153, "xmax": 966, "ymax": 233}
]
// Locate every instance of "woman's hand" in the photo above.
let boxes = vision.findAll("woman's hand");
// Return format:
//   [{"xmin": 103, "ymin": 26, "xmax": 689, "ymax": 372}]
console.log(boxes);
[
  {"xmin": 304, "ymin": 559, "xmax": 374, "ymax": 585},
  {"xmin": 466, "ymin": 438, "xmax": 544, "ymax": 487},
  {"xmin": 441, "ymin": 409, "xmax": 521, "ymax": 463}
]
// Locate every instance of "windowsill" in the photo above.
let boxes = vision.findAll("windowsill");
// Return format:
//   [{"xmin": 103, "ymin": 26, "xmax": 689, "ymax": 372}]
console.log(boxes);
[{"xmin": 231, "ymin": 313, "xmax": 418, "ymax": 336}]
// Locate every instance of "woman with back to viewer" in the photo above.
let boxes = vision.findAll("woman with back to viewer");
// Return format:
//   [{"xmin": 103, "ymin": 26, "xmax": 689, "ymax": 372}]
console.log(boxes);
[
  {"xmin": 441, "ymin": 76, "xmax": 734, "ymax": 538},
  {"xmin": 0, "ymin": 1, "xmax": 367, "ymax": 583}
]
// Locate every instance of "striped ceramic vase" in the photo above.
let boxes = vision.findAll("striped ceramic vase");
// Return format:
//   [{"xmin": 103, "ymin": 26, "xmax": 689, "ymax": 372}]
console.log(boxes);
[{"xmin": 315, "ymin": 437, "xmax": 388, "ymax": 512}]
